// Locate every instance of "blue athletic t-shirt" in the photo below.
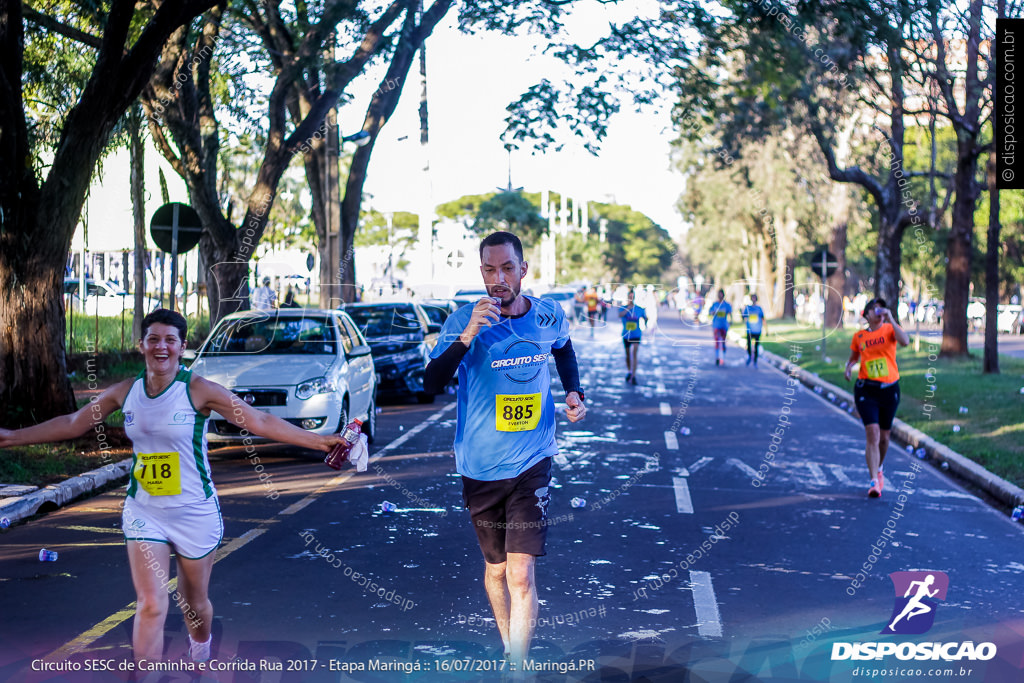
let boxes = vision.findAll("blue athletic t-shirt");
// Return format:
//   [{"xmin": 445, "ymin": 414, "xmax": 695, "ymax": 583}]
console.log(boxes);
[
  {"xmin": 430, "ymin": 296, "xmax": 570, "ymax": 481},
  {"xmin": 709, "ymin": 301, "xmax": 732, "ymax": 330},
  {"xmin": 620, "ymin": 305, "xmax": 647, "ymax": 341},
  {"xmin": 742, "ymin": 305, "xmax": 765, "ymax": 334}
]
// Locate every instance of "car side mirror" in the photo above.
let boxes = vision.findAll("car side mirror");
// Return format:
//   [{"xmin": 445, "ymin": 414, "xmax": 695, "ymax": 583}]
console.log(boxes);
[
  {"xmin": 182, "ymin": 349, "xmax": 197, "ymax": 361},
  {"xmin": 347, "ymin": 344, "xmax": 372, "ymax": 358},
  {"xmin": 426, "ymin": 322, "xmax": 441, "ymax": 334}
]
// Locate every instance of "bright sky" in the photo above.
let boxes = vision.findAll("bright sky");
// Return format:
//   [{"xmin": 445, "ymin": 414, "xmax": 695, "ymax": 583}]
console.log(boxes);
[
  {"xmin": 352, "ymin": 4, "xmax": 685, "ymax": 236},
  {"xmin": 78, "ymin": 2, "xmax": 685, "ymax": 251}
]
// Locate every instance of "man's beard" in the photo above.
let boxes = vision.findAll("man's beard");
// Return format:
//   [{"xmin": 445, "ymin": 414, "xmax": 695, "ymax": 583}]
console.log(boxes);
[{"xmin": 488, "ymin": 284, "xmax": 519, "ymax": 306}]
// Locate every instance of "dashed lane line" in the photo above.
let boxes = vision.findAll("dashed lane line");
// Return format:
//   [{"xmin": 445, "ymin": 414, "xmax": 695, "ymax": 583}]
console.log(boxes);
[
  {"xmin": 672, "ymin": 477, "xmax": 694, "ymax": 514},
  {"xmin": 690, "ymin": 570, "xmax": 723, "ymax": 637}
]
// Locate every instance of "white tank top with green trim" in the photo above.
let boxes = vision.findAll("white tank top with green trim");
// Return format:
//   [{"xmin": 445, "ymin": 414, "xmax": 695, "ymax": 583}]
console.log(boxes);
[{"xmin": 123, "ymin": 368, "xmax": 215, "ymax": 507}]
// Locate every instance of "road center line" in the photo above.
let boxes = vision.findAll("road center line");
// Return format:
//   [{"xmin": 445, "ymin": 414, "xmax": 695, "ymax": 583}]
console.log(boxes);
[
  {"xmin": 726, "ymin": 458, "xmax": 760, "ymax": 479},
  {"xmin": 672, "ymin": 477, "xmax": 694, "ymax": 514},
  {"xmin": 664, "ymin": 431, "xmax": 679, "ymax": 450},
  {"xmin": 659, "ymin": 402, "xmax": 671, "ymax": 416},
  {"xmin": 41, "ymin": 402, "xmax": 457, "ymax": 665},
  {"xmin": 690, "ymin": 570, "xmax": 723, "ymax": 637}
]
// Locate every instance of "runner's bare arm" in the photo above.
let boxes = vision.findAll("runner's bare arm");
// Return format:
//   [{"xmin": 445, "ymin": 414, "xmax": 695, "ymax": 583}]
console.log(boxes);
[
  {"xmin": 0, "ymin": 379, "xmax": 132, "ymax": 447},
  {"xmin": 884, "ymin": 310, "xmax": 911, "ymax": 346},
  {"xmin": 190, "ymin": 375, "xmax": 343, "ymax": 452},
  {"xmin": 844, "ymin": 349, "xmax": 860, "ymax": 381}
]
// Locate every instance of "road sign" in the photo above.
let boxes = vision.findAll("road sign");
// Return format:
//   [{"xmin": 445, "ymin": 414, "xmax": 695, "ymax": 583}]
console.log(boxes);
[
  {"xmin": 808, "ymin": 248, "xmax": 839, "ymax": 279},
  {"xmin": 150, "ymin": 203, "xmax": 203, "ymax": 313},
  {"xmin": 150, "ymin": 203, "xmax": 202, "ymax": 254}
]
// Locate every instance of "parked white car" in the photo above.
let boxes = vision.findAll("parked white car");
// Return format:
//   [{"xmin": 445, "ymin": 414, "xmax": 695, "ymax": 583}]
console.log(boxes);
[
  {"xmin": 63, "ymin": 278, "xmax": 160, "ymax": 317},
  {"xmin": 997, "ymin": 304, "xmax": 1023, "ymax": 334},
  {"xmin": 188, "ymin": 309, "xmax": 377, "ymax": 444}
]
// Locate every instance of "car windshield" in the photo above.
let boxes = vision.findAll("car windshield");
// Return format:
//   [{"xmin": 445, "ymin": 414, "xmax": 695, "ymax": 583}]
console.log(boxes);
[
  {"xmin": 420, "ymin": 304, "xmax": 449, "ymax": 326},
  {"xmin": 346, "ymin": 306, "xmax": 421, "ymax": 339},
  {"xmin": 203, "ymin": 316, "xmax": 337, "ymax": 356}
]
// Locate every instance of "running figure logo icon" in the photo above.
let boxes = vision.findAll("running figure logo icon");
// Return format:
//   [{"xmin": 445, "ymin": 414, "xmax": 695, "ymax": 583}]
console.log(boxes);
[{"xmin": 881, "ymin": 571, "xmax": 949, "ymax": 635}]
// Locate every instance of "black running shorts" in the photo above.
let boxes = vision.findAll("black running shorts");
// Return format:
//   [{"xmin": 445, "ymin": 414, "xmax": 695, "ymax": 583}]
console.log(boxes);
[
  {"xmin": 854, "ymin": 379, "xmax": 900, "ymax": 430},
  {"xmin": 461, "ymin": 457, "xmax": 552, "ymax": 564}
]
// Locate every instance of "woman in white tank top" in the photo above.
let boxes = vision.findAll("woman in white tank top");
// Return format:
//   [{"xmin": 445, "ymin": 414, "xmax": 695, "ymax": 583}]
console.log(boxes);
[{"xmin": 0, "ymin": 310, "xmax": 347, "ymax": 665}]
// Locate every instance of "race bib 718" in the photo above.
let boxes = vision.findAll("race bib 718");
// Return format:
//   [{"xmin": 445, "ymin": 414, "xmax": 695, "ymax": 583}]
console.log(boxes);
[{"xmin": 134, "ymin": 452, "xmax": 182, "ymax": 496}]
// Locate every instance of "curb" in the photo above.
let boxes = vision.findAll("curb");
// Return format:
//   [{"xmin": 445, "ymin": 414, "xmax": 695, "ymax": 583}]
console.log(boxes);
[
  {"xmin": 740, "ymin": 333, "xmax": 1024, "ymax": 510},
  {"xmin": 0, "ymin": 457, "xmax": 133, "ymax": 524}
]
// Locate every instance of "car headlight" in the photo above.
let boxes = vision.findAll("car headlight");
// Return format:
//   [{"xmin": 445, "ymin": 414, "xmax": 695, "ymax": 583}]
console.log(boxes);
[{"xmin": 295, "ymin": 376, "xmax": 336, "ymax": 400}]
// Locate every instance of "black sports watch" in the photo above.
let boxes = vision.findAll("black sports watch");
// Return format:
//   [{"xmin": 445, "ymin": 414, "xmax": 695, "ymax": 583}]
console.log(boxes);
[{"xmin": 568, "ymin": 388, "xmax": 584, "ymax": 403}]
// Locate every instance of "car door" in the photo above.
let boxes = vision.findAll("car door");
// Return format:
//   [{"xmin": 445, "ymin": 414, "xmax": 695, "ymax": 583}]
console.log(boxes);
[{"xmin": 337, "ymin": 312, "xmax": 375, "ymax": 418}]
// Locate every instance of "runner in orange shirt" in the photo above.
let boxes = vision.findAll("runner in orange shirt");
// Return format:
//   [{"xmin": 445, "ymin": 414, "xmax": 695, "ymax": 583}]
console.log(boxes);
[{"xmin": 844, "ymin": 297, "xmax": 910, "ymax": 498}]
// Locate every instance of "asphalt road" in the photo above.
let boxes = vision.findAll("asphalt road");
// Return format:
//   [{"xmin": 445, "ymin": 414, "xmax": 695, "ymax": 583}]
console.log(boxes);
[{"xmin": 1, "ymin": 314, "xmax": 1022, "ymax": 683}]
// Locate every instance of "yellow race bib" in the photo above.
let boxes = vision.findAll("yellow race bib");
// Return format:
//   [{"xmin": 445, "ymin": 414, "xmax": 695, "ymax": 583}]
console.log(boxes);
[
  {"xmin": 748, "ymin": 314, "xmax": 759, "ymax": 324},
  {"xmin": 625, "ymin": 321, "xmax": 638, "ymax": 331},
  {"xmin": 496, "ymin": 394, "xmax": 542, "ymax": 432},
  {"xmin": 865, "ymin": 358, "xmax": 888, "ymax": 380},
  {"xmin": 134, "ymin": 452, "xmax": 182, "ymax": 496}
]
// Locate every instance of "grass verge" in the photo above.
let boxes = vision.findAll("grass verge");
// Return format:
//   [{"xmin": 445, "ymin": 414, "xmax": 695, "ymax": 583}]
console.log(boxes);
[{"xmin": 762, "ymin": 323, "xmax": 1024, "ymax": 489}]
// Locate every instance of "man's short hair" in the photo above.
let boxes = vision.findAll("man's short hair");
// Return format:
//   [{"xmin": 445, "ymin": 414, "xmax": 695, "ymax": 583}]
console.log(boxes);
[
  {"xmin": 479, "ymin": 231, "xmax": 524, "ymax": 263},
  {"xmin": 141, "ymin": 309, "xmax": 187, "ymax": 341}
]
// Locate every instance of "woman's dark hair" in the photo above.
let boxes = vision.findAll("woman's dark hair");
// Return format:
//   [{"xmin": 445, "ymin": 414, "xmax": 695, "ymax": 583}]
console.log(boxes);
[
  {"xmin": 479, "ymin": 231, "xmax": 524, "ymax": 262},
  {"xmin": 862, "ymin": 297, "xmax": 888, "ymax": 317},
  {"xmin": 140, "ymin": 309, "xmax": 187, "ymax": 341}
]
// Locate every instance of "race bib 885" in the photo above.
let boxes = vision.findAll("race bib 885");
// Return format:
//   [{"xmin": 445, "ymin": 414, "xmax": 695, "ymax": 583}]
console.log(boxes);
[{"xmin": 495, "ymin": 394, "xmax": 542, "ymax": 432}]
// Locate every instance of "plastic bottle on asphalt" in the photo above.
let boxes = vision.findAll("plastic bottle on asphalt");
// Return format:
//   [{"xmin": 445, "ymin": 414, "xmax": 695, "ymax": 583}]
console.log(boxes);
[
  {"xmin": 324, "ymin": 419, "xmax": 363, "ymax": 470},
  {"xmin": 0, "ymin": 517, "xmax": 9, "ymax": 529},
  {"xmin": 38, "ymin": 549, "xmax": 58, "ymax": 562},
  {"xmin": 1011, "ymin": 505, "xmax": 1024, "ymax": 522},
  {"xmin": 380, "ymin": 501, "xmax": 397, "ymax": 513},
  {"xmin": 679, "ymin": 427, "xmax": 691, "ymax": 436},
  {"xmin": 570, "ymin": 497, "xmax": 586, "ymax": 509},
  {"xmin": 905, "ymin": 445, "xmax": 914, "ymax": 454},
  {"xmin": 915, "ymin": 448, "xmax": 927, "ymax": 459}
]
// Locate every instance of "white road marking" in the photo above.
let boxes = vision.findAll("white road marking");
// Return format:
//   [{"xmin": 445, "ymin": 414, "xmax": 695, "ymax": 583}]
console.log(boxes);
[
  {"xmin": 727, "ymin": 458, "xmax": 760, "ymax": 479},
  {"xmin": 827, "ymin": 464, "xmax": 855, "ymax": 485},
  {"xmin": 805, "ymin": 462, "xmax": 828, "ymax": 487},
  {"xmin": 688, "ymin": 456, "xmax": 714, "ymax": 474},
  {"xmin": 672, "ymin": 477, "xmax": 694, "ymax": 514},
  {"xmin": 656, "ymin": 382, "xmax": 667, "ymax": 393},
  {"xmin": 664, "ymin": 431, "xmax": 679, "ymax": 450},
  {"xmin": 660, "ymin": 402, "xmax": 672, "ymax": 416},
  {"xmin": 690, "ymin": 570, "xmax": 723, "ymax": 637}
]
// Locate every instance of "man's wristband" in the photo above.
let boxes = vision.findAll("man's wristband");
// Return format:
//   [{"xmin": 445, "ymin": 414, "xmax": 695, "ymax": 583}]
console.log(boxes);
[{"xmin": 568, "ymin": 388, "xmax": 585, "ymax": 403}]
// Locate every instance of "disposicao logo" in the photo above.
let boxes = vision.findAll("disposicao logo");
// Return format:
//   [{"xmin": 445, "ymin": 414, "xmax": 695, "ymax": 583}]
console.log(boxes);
[
  {"xmin": 831, "ymin": 570, "xmax": 997, "ymax": 662},
  {"xmin": 882, "ymin": 570, "xmax": 948, "ymax": 635}
]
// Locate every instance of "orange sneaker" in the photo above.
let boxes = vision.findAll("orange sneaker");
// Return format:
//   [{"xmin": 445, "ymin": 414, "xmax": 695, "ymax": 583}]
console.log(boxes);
[{"xmin": 868, "ymin": 479, "xmax": 881, "ymax": 498}]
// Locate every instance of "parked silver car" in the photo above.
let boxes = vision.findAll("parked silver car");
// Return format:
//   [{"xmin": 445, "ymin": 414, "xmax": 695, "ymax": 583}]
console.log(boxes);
[{"xmin": 188, "ymin": 309, "xmax": 377, "ymax": 444}]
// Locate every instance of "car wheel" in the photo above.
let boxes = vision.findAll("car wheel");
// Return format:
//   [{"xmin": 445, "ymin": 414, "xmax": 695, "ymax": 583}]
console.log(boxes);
[
  {"xmin": 364, "ymin": 395, "xmax": 377, "ymax": 444},
  {"xmin": 335, "ymin": 397, "xmax": 350, "ymax": 433},
  {"xmin": 417, "ymin": 392, "xmax": 436, "ymax": 404}
]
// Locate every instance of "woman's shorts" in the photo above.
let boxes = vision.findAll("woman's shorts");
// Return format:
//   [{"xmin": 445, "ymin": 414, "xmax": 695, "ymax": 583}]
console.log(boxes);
[
  {"xmin": 854, "ymin": 379, "xmax": 900, "ymax": 430},
  {"xmin": 122, "ymin": 495, "xmax": 223, "ymax": 559}
]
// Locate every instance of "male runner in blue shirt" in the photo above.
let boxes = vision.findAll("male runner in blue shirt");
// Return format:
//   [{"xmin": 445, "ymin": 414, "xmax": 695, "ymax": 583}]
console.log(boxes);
[
  {"xmin": 424, "ymin": 231, "xmax": 586, "ymax": 670},
  {"xmin": 619, "ymin": 287, "xmax": 648, "ymax": 384},
  {"xmin": 741, "ymin": 293, "xmax": 767, "ymax": 368}
]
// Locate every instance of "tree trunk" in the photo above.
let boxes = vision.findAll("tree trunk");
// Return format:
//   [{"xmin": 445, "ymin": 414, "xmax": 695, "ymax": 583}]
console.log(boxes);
[
  {"xmin": 939, "ymin": 136, "xmax": 977, "ymax": 357},
  {"xmin": 129, "ymin": 105, "xmax": 147, "ymax": 341},
  {"xmin": 826, "ymin": 221, "xmax": 847, "ymax": 328},
  {"xmin": 875, "ymin": 210, "xmax": 904, "ymax": 314},
  {"xmin": 983, "ymin": 146, "xmax": 999, "ymax": 373}
]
